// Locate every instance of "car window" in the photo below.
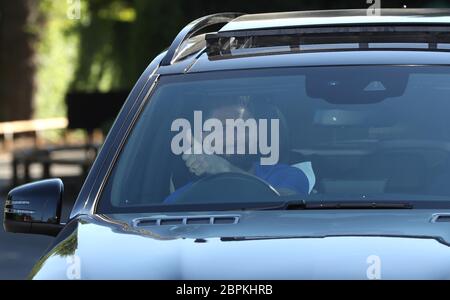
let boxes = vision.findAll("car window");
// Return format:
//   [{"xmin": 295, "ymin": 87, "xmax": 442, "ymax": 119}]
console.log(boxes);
[{"xmin": 98, "ymin": 66, "xmax": 450, "ymax": 213}]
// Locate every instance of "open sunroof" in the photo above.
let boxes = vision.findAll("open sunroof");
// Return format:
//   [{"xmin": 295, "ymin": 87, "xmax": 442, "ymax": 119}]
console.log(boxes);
[{"xmin": 205, "ymin": 25, "xmax": 450, "ymax": 58}]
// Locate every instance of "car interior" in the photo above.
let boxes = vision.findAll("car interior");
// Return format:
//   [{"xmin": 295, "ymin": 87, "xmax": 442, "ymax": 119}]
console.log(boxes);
[{"xmin": 105, "ymin": 67, "xmax": 450, "ymax": 209}]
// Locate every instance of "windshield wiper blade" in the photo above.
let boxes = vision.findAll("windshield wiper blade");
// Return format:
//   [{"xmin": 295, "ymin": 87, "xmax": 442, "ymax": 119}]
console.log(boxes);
[
  {"xmin": 249, "ymin": 200, "xmax": 306, "ymax": 211},
  {"xmin": 305, "ymin": 201, "xmax": 413, "ymax": 209},
  {"xmin": 241, "ymin": 200, "xmax": 412, "ymax": 211}
]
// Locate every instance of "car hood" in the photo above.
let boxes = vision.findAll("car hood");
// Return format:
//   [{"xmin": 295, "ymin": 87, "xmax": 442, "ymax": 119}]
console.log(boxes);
[{"xmin": 31, "ymin": 210, "xmax": 450, "ymax": 279}]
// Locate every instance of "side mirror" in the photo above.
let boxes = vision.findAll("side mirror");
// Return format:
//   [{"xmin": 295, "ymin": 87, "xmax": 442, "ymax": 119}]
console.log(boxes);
[{"xmin": 3, "ymin": 178, "xmax": 64, "ymax": 237}]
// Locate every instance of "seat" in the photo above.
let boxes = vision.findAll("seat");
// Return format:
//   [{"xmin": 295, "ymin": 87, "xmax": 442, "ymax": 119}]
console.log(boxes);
[{"xmin": 360, "ymin": 152, "xmax": 428, "ymax": 194}]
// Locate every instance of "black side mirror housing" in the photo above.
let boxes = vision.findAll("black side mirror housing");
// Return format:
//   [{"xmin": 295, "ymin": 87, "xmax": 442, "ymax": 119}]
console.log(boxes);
[{"xmin": 3, "ymin": 178, "xmax": 64, "ymax": 236}]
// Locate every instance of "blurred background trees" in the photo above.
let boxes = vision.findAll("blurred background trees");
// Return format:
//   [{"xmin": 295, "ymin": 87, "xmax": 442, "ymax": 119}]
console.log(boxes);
[
  {"xmin": 0, "ymin": 0, "xmax": 41, "ymax": 121},
  {"xmin": 1, "ymin": 0, "xmax": 449, "ymax": 122}
]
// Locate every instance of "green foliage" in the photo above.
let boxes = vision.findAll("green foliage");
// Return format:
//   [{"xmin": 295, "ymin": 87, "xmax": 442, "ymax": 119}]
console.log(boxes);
[
  {"xmin": 35, "ymin": 0, "xmax": 79, "ymax": 119},
  {"xmin": 69, "ymin": 0, "xmax": 450, "ymax": 94},
  {"xmin": 130, "ymin": 0, "xmax": 184, "ymax": 83},
  {"xmin": 70, "ymin": 0, "xmax": 136, "ymax": 92},
  {"xmin": 34, "ymin": 0, "xmax": 450, "ymax": 121}
]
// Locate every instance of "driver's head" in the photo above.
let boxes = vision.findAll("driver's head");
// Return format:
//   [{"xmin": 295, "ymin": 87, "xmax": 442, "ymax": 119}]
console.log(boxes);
[{"xmin": 206, "ymin": 101, "xmax": 259, "ymax": 170}]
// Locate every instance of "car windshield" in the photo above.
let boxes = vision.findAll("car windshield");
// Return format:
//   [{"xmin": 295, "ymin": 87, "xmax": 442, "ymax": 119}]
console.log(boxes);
[{"xmin": 98, "ymin": 66, "xmax": 450, "ymax": 213}]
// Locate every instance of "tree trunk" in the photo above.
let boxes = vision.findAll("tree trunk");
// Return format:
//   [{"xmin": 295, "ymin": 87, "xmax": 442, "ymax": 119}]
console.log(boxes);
[{"xmin": 0, "ymin": 0, "xmax": 40, "ymax": 122}]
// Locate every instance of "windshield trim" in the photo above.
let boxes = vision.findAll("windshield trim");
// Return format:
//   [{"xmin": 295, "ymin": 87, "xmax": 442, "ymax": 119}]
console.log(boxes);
[{"xmin": 92, "ymin": 74, "xmax": 161, "ymax": 215}]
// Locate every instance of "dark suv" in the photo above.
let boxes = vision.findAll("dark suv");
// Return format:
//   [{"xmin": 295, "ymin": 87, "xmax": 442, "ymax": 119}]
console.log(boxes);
[{"xmin": 5, "ymin": 9, "xmax": 450, "ymax": 279}]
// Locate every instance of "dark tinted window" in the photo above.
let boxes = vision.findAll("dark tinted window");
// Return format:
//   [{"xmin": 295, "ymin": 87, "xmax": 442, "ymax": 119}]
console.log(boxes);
[{"xmin": 98, "ymin": 66, "xmax": 450, "ymax": 213}]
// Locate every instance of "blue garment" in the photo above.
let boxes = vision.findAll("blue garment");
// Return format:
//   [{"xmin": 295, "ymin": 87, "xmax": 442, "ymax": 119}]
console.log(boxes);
[{"xmin": 164, "ymin": 163, "xmax": 310, "ymax": 204}]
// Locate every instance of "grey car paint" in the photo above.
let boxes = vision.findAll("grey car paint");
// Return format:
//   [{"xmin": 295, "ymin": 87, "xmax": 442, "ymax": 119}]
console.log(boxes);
[
  {"xmin": 219, "ymin": 9, "xmax": 450, "ymax": 32},
  {"xmin": 31, "ymin": 210, "xmax": 450, "ymax": 279}
]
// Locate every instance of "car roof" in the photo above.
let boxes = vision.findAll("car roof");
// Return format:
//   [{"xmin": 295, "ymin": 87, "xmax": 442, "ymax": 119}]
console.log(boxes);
[
  {"xmin": 156, "ymin": 9, "xmax": 450, "ymax": 75},
  {"xmin": 220, "ymin": 9, "xmax": 450, "ymax": 32}
]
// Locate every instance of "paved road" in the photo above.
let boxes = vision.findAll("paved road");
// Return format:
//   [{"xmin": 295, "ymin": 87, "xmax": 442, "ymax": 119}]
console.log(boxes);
[{"xmin": 0, "ymin": 153, "xmax": 82, "ymax": 279}]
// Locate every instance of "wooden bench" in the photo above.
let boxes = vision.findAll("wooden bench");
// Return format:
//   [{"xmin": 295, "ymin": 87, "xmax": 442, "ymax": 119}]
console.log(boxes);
[
  {"xmin": 0, "ymin": 118, "xmax": 68, "ymax": 150},
  {"xmin": 0, "ymin": 117, "xmax": 100, "ymax": 186},
  {"xmin": 11, "ymin": 144, "xmax": 99, "ymax": 186},
  {"xmin": 1, "ymin": 91, "xmax": 128, "ymax": 186}
]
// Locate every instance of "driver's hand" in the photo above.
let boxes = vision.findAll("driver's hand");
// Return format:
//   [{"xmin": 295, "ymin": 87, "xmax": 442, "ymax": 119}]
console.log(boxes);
[{"xmin": 182, "ymin": 153, "xmax": 232, "ymax": 176}]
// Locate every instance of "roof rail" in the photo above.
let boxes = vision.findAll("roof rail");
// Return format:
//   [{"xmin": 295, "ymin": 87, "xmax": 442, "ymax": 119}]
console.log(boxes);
[{"xmin": 160, "ymin": 12, "xmax": 243, "ymax": 66}]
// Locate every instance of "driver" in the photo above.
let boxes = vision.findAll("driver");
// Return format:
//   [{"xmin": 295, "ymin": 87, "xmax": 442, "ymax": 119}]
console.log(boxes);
[{"xmin": 164, "ymin": 102, "xmax": 310, "ymax": 203}]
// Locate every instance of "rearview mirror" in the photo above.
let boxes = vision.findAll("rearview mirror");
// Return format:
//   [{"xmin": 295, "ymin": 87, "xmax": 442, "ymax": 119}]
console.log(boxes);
[{"xmin": 3, "ymin": 178, "xmax": 64, "ymax": 236}]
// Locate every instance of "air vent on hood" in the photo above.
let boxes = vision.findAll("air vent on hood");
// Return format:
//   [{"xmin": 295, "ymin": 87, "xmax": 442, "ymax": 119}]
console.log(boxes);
[
  {"xmin": 431, "ymin": 214, "xmax": 450, "ymax": 223},
  {"xmin": 133, "ymin": 215, "xmax": 239, "ymax": 227}
]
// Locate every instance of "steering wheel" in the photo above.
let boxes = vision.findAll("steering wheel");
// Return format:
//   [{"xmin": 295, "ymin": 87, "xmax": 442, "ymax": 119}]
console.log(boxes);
[{"xmin": 173, "ymin": 172, "xmax": 280, "ymax": 204}]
